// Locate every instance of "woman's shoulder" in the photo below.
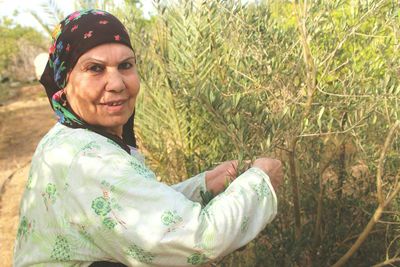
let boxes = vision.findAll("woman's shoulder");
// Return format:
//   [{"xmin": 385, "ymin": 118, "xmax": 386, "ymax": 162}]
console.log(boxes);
[{"xmin": 37, "ymin": 123, "xmax": 128, "ymax": 157}]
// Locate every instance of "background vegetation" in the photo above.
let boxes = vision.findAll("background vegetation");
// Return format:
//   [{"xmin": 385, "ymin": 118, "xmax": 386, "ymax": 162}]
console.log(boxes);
[
  {"xmin": 0, "ymin": 16, "xmax": 46, "ymax": 81},
  {"xmin": 0, "ymin": 15, "xmax": 47, "ymax": 102},
  {"xmin": 2, "ymin": 0, "xmax": 399, "ymax": 266}
]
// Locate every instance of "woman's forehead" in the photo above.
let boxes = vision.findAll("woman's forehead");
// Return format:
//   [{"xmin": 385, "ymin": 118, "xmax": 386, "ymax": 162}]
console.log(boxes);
[{"xmin": 78, "ymin": 43, "xmax": 134, "ymax": 63}]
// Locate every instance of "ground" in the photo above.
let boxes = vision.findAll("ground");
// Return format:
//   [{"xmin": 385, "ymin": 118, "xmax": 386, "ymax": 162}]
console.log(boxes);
[{"xmin": 0, "ymin": 84, "xmax": 55, "ymax": 266}]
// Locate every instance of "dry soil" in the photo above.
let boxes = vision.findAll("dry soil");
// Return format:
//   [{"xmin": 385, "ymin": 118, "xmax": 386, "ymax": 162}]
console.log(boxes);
[{"xmin": 0, "ymin": 84, "xmax": 55, "ymax": 266}]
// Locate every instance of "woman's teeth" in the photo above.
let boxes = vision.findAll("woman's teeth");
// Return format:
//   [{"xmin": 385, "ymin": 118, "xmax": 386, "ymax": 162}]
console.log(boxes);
[{"xmin": 108, "ymin": 101, "xmax": 123, "ymax": 106}]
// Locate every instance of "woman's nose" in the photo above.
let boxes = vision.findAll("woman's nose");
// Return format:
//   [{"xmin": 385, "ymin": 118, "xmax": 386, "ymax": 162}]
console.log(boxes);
[{"xmin": 105, "ymin": 69, "xmax": 125, "ymax": 92}]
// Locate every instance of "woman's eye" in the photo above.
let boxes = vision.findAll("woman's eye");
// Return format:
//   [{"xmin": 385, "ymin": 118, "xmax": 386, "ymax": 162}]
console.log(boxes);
[
  {"xmin": 119, "ymin": 62, "xmax": 133, "ymax": 70},
  {"xmin": 88, "ymin": 64, "xmax": 104, "ymax": 73}
]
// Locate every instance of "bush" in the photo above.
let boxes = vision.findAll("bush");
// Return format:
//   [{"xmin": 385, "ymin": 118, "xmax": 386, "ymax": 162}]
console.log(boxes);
[
  {"xmin": 128, "ymin": 1, "xmax": 400, "ymax": 266},
  {"xmin": 0, "ymin": 17, "xmax": 47, "ymax": 81}
]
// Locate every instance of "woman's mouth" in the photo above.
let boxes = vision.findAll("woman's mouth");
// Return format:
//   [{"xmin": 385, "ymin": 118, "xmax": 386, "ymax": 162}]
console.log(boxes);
[
  {"xmin": 106, "ymin": 100, "xmax": 124, "ymax": 106},
  {"xmin": 101, "ymin": 99, "xmax": 128, "ymax": 113}
]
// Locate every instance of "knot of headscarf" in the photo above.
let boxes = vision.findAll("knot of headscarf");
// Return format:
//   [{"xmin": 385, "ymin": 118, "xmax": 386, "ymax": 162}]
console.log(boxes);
[{"xmin": 40, "ymin": 9, "xmax": 137, "ymax": 152}]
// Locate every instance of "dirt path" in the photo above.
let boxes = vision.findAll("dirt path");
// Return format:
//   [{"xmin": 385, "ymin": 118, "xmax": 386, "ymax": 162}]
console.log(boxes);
[{"xmin": 0, "ymin": 84, "xmax": 55, "ymax": 266}]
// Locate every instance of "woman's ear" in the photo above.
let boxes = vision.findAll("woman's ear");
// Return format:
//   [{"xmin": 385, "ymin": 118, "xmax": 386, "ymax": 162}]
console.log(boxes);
[
  {"xmin": 65, "ymin": 71, "xmax": 71, "ymax": 85},
  {"xmin": 63, "ymin": 86, "xmax": 68, "ymax": 99}
]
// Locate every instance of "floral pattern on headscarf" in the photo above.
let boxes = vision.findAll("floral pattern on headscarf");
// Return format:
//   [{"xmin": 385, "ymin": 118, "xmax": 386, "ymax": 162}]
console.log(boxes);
[
  {"xmin": 51, "ymin": 90, "xmax": 83, "ymax": 125},
  {"xmin": 46, "ymin": 9, "xmax": 132, "ymax": 90}
]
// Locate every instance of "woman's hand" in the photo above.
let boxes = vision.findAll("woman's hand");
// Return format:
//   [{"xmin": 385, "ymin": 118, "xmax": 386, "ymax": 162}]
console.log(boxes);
[
  {"xmin": 205, "ymin": 160, "xmax": 238, "ymax": 195},
  {"xmin": 252, "ymin": 158, "xmax": 284, "ymax": 192},
  {"xmin": 205, "ymin": 158, "xmax": 284, "ymax": 194}
]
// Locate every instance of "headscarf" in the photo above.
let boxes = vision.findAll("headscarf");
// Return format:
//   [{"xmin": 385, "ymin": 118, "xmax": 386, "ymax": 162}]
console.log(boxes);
[{"xmin": 40, "ymin": 9, "xmax": 137, "ymax": 153}]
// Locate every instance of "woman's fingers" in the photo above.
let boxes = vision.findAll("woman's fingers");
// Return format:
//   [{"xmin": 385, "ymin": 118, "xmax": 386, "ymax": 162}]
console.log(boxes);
[{"xmin": 252, "ymin": 158, "xmax": 284, "ymax": 192}]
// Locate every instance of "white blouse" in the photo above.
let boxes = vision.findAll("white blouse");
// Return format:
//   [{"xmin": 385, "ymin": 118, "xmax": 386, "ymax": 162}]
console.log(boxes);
[{"xmin": 13, "ymin": 123, "xmax": 277, "ymax": 266}]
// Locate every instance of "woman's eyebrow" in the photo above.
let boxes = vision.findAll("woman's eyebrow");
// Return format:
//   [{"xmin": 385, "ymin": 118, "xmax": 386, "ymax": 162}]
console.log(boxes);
[
  {"xmin": 80, "ymin": 56, "xmax": 135, "ymax": 64},
  {"xmin": 120, "ymin": 56, "xmax": 136, "ymax": 62},
  {"xmin": 80, "ymin": 58, "xmax": 105, "ymax": 64}
]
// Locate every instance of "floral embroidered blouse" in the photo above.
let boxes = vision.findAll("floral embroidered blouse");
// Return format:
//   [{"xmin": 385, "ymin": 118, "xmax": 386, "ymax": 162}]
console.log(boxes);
[{"xmin": 13, "ymin": 123, "xmax": 277, "ymax": 266}]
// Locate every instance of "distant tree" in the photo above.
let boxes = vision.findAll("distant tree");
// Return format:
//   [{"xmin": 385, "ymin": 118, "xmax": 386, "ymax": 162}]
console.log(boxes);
[{"xmin": 0, "ymin": 17, "xmax": 47, "ymax": 81}]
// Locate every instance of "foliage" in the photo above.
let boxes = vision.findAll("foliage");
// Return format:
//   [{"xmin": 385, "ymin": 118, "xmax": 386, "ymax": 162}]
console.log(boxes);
[
  {"xmin": 0, "ymin": 17, "xmax": 47, "ymax": 81},
  {"xmin": 126, "ymin": 0, "xmax": 400, "ymax": 266}
]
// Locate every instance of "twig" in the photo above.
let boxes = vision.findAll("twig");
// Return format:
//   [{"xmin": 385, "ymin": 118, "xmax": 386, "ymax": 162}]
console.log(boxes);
[
  {"xmin": 372, "ymin": 257, "xmax": 400, "ymax": 267},
  {"xmin": 331, "ymin": 121, "xmax": 400, "ymax": 267},
  {"xmin": 288, "ymin": 137, "xmax": 301, "ymax": 240},
  {"xmin": 377, "ymin": 121, "xmax": 400, "ymax": 205}
]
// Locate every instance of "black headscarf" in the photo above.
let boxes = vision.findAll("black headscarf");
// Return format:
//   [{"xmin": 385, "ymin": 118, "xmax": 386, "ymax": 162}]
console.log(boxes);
[{"xmin": 40, "ymin": 9, "xmax": 137, "ymax": 153}]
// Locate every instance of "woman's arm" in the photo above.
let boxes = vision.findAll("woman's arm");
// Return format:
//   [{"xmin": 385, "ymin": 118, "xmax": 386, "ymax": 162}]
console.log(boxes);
[
  {"xmin": 68, "ymin": 147, "xmax": 278, "ymax": 266},
  {"xmin": 171, "ymin": 160, "xmax": 238, "ymax": 203},
  {"xmin": 170, "ymin": 172, "xmax": 207, "ymax": 203}
]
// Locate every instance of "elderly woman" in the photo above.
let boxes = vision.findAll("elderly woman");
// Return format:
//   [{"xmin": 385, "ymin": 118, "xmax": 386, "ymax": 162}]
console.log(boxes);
[{"xmin": 13, "ymin": 9, "xmax": 283, "ymax": 266}]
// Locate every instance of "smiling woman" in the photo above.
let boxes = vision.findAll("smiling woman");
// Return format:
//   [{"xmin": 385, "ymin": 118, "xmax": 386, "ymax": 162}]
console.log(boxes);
[
  {"xmin": 65, "ymin": 43, "xmax": 140, "ymax": 137},
  {"xmin": 13, "ymin": 9, "xmax": 283, "ymax": 267}
]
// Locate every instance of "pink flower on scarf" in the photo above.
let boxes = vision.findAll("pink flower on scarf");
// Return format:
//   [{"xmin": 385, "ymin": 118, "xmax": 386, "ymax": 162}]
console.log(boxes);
[
  {"xmin": 114, "ymin": 35, "xmax": 120, "ymax": 41},
  {"xmin": 99, "ymin": 20, "xmax": 108, "ymax": 24},
  {"xmin": 68, "ymin": 11, "xmax": 80, "ymax": 21},
  {"xmin": 52, "ymin": 90, "xmax": 63, "ymax": 101},
  {"xmin": 71, "ymin": 25, "xmax": 78, "ymax": 32},
  {"xmin": 49, "ymin": 43, "xmax": 56, "ymax": 54},
  {"xmin": 84, "ymin": 31, "xmax": 93, "ymax": 39}
]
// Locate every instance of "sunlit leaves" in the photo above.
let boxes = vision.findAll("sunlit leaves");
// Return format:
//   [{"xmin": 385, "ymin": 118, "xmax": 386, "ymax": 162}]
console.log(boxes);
[{"xmin": 119, "ymin": 0, "xmax": 399, "ymax": 265}]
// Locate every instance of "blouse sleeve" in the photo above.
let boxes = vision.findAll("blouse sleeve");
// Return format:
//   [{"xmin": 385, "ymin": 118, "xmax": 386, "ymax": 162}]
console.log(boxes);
[
  {"xmin": 67, "ymin": 145, "xmax": 278, "ymax": 266},
  {"xmin": 170, "ymin": 172, "xmax": 207, "ymax": 203}
]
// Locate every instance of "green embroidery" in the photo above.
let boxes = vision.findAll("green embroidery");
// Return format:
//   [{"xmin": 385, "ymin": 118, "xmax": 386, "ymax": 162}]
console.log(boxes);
[
  {"xmin": 50, "ymin": 235, "xmax": 71, "ymax": 261},
  {"xmin": 100, "ymin": 181, "xmax": 122, "ymax": 211},
  {"xmin": 63, "ymin": 183, "xmax": 70, "ymax": 191},
  {"xmin": 42, "ymin": 183, "xmax": 58, "ymax": 208},
  {"xmin": 37, "ymin": 127, "xmax": 64, "ymax": 152},
  {"xmin": 129, "ymin": 159, "xmax": 153, "ymax": 178},
  {"xmin": 91, "ymin": 196, "xmax": 111, "ymax": 216},
  {"xmin": 102, "ymin": 217, "xmax": 117, "ymax": 230},
  {"xmin": 110, "ymin": 197, "xmax": 122, "ymax": 211},
  {"xmin": 81, "ymin": 141, "xmax": 100, "ymax": 156},
  {"xmin": 101, "ymin": 180, "xmax": 111, "ymax": 187},
  {"xmin": 101, "ymin": 180, "xmax": 116, "ymax": 194},
  {"xmin": 251, "ymin": 182, "xmax": 271, "ymax": 200},
  {"xmin": 126, "ymin": 244, "xmax": 155, "ymax": 263},
  {"xmin": 92, "ymin": 194, "xmax": 124, "ymax": 229},
  {"xmin": 161, "ymin": 210, "xmax": 183, "ymax": 226},
  {"xmin": 187, "ymin": 252, "xmax": 208, "ymax": 265},
  {"xmin": 82, "ymin": 141, "xmax": 98, "ymax": 151},
  {"xmin": 26, "ymin": 173, "xmax": 33, "ymax": 190},
  {"xmin": 69, "ymin": 221, "xmax": 94, "ymax": 246},
  {"xmin": 79, "ymin": 228, "xmax": 94, "ymax": 243},
  {"xmin": 17, "ymin": 216, "xmax": 29, "ymax": 237},
  {"xmin": 241, "ymin": 216, "xmax": 250, "ymax": 233},
  {"xmin": 107, "ymin": 139, "xmax": 120, "ymax": 148},
  {"xmin": 17, "ymin": 216, "xmax": 33, "ymax": 241},
  {"xmin": 46, "ymin": 183, "xmax": 57, "ymax": 196},
  {"xmin": 93, "ymin": 183, "xmax": 125, "ymax": 228}
]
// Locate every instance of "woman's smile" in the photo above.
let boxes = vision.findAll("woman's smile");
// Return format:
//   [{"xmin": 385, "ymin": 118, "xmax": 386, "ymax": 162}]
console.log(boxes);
[{"xmin": 100, "ymin": 98, "xmax": 129, "ymax": 113}]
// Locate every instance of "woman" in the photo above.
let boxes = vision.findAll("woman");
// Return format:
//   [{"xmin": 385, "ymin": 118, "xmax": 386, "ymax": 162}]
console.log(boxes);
[{"xmin": 13, "ymin": 9, "xmax": 283, "ymax": 266}]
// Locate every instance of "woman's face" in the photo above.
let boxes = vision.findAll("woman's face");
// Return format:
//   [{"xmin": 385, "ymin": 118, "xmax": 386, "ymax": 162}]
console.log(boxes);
[{"xmin": 65, "ymin": 43, "xmax": 140, "ymax": 137}]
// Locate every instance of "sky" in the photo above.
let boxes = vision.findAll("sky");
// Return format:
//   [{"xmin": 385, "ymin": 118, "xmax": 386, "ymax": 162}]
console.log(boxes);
[
  {"xmin": 0, "ymin": 0, "xmax": 156, "ymax": 32},
  {"xmin": 0, "ymin": 0, "xmax": 255, "ymax": 34}
]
